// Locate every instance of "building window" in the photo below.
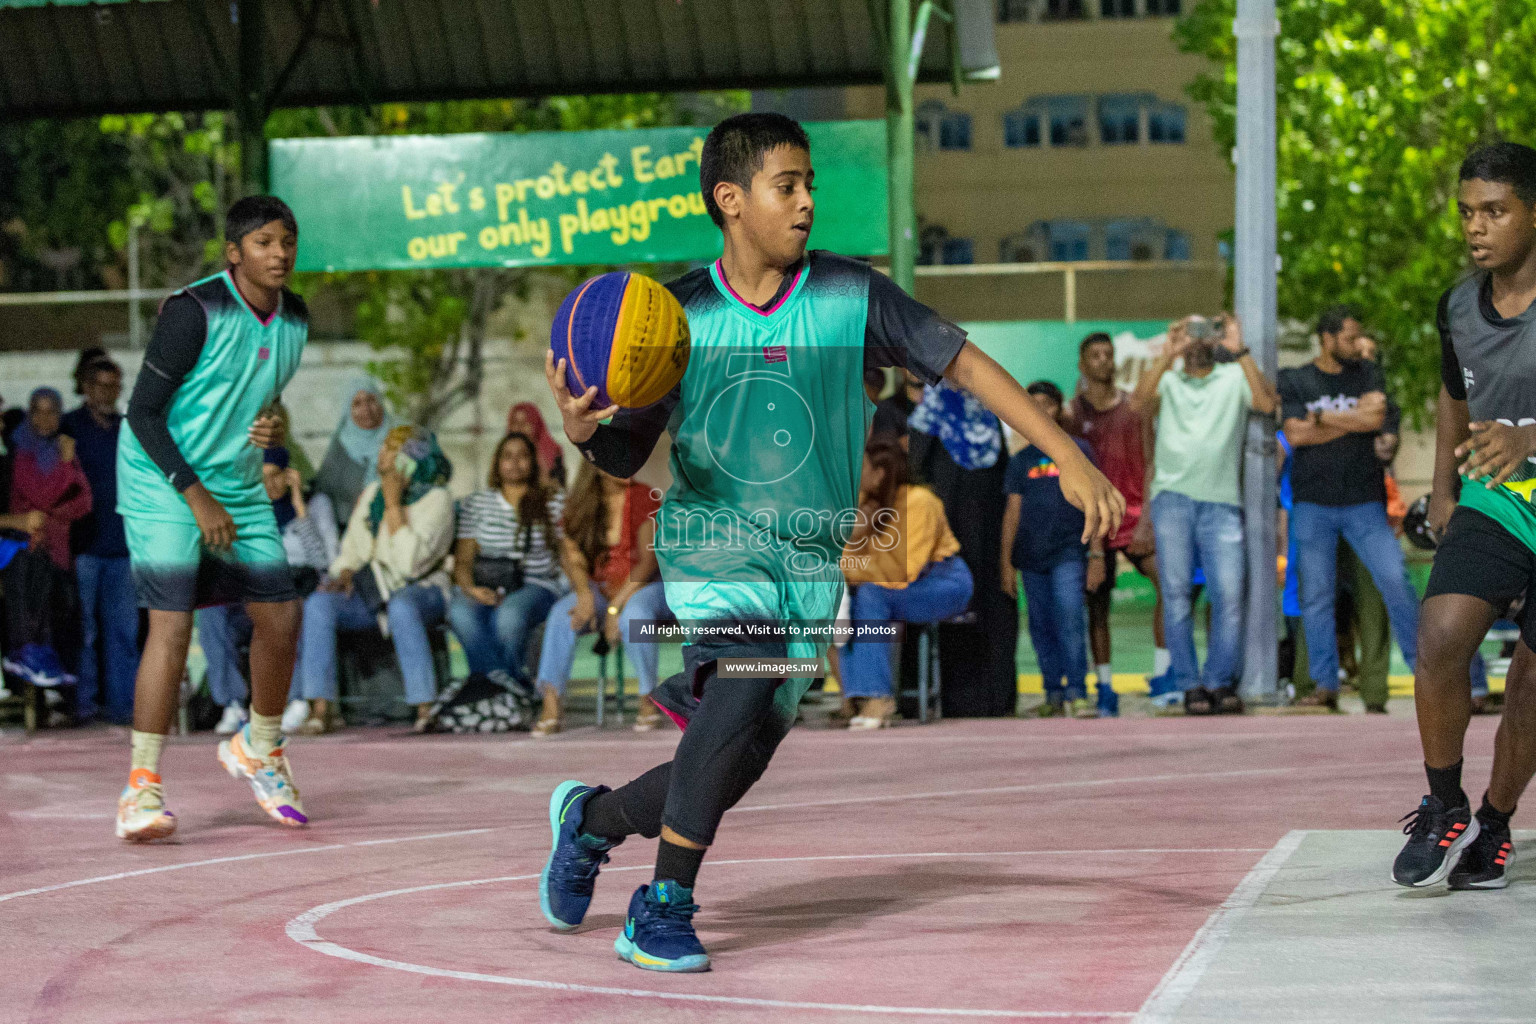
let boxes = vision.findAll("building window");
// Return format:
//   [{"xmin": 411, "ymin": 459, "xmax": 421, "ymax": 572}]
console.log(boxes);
[
  {"xmin": 1003, "ymin": 102, "xmax": 1043, "ymax": 148},
  {"xmin": 1165, "ymin": 229, "xmax": 1191, "ymax": 261},
  {"xmin": 1048, "ymin": 221, "xmax": 1092, "ymax": 262},
  {"xmin": 1146, "ymin": 0, "xmax": 1181, "ymax": 13},
  {"xmin": 943, "ymin": 238, "xmax": 975, "ymax": 265},
  {"xmin": 1047, "ymin": 95, "xmax": 1089, "ymax": 147},
  {"xmin": 918, "ymin": 225, "xmax": 974, "ymax": 266},
  {"xmin": 998, "ymin": 0, "xmax": 1086, "ymax": 21},
  {"xmin": 1098, "ymin": 94, "xmax": 1142, "ymax": 145},
  {"xmin": 917, "ymin": 101, "xmax": 972, "ymax": 151},
  {"xmin": 1147, "ymin": 101, "xmax": 1187, "ymax": 143},
  {"xmin": 1100, "ymin": 0, "xmax": 1136, "ymax": 16}
]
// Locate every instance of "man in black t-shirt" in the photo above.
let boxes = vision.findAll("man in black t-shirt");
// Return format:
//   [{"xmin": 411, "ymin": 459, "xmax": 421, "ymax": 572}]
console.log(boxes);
[{"xmin": 1278, "ymin": 306, "xmax": 1421, "ymax": 712}]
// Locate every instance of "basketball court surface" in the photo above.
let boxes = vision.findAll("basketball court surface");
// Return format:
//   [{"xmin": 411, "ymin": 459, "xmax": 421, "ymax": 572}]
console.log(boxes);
[{"xmin": 4, "ymin": 712, "xmax": 1531, "ymax": 1023}]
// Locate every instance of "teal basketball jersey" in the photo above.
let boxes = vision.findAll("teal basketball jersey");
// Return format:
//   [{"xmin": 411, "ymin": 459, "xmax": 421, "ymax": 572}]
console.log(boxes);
[{"xmin": 119, "ymin": 271, "xmax": 308, "ymax": 526}]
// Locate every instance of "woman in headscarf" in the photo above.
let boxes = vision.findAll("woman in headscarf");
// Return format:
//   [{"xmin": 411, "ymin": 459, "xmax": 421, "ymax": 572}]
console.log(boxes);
[
  {"xmin": 297, "ymin": 425, "xmax": 454, "ymax": 733},
  {"xmin": 907, "ymin": 378, "xmax": 1019, "ymax": 717},
  {"xmin": 507, "ymin": 401, "xmax": 566, "ymax": 487},
  {"xmin": 2, "ymin": 387, "xmax": 93, "ymax": 692},
  {"xmin": 312, "ymin": 377, "xmax": 398, "ymax": 528}
]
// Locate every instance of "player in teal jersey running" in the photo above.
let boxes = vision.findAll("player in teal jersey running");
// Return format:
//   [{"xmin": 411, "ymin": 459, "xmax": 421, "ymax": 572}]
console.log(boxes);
[
  {"xmin": 537, "ymin": 114, "xmax": 1124, "ymax": 971},
  {"xmin": 114, "ymin": 197, "xmax": 310, "ymax": 841}
]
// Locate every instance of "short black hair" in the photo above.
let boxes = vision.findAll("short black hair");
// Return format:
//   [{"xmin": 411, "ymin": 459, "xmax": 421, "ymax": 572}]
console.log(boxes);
[
  {"xmin": 83, "ymin": 357, "xmax": 122, "ymax": 382},
  {"xmin": 225, "ymin": 195, "xmax": 298, "ymax": 248},
  {"xmin": 1026, "ymin": 380, "xmax": 1064, "ymax": 406},
  {"xmin": 1316, "ymin": 304, "xmax": 1359, "ymax": 338},
  {"xmin": 699, "ymin": 113, "xmax": 811, "ymax": 227},
  {"xmin": 1459, "ymin": 142, "xmax": 1536, "ymax": 205},
  {"xmin": 1079, "ymin": 331, "xmax": 1113, "ymax": 356}
]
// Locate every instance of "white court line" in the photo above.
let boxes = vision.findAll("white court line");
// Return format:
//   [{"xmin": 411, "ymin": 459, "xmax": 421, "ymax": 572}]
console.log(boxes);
[
  {"xmin": 1131, "ymin": 830, "xmax": 1308, "ymax": 1024},
  {"xmin": 287, "ymin": 847, "xmax": 1262, "ymax": 1019},
  {"xmin": 0, "ymin": 828, "xmax": 496, "ymax": 905},
  {"xmin": 731, "ymin": 767, "xmax": 1306, "ymax": 814}
]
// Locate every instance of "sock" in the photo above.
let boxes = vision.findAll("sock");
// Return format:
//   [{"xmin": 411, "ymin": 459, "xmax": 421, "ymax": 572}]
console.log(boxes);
[
  {"xmin": 1154, "ymin": 648, "xmax": 1172, "ymax": 677},
  {"xmin": 655, "ymin": 839, "xmax": 706, "ymax": 889},
  {"xmin": 1426, "ymin": 760, "xmax": 1467, "ymax": 809},
  {"xmin": 247, "ymin": 711, "xmax": 284, "ymax": 756},
  {"xmin": 1479, "ymin": 792, "xmax": 1515, "ymax": 828},
  {"xmin": 1095, "ymin": 664, "xmax": 1112, "ymax": 689},
  {"xmin": 579, "ymin": 788, "xmax": 631, "ymax": 844},
  {"xmin": 130, "ymin": 730, "xmax": 165, "ymax": 776}
]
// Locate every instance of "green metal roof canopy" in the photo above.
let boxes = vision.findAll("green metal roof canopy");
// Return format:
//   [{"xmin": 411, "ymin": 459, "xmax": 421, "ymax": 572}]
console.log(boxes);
[{"xmin": 0, "ymin": 0, "xmax": 980, "ymax": 119}]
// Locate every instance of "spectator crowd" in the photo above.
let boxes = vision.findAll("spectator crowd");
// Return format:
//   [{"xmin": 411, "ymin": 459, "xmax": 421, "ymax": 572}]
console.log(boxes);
[{"xmin": 0, "ymin": 306, "xmax": 1437, "ymax": 734}]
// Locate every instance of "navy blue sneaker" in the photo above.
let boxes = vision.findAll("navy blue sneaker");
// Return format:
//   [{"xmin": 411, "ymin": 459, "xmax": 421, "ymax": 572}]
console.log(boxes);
[
  {"xmin": 614, "ymin": 881, "xmax": 711, "ymax": 972},
  {"xmin": 1096, "ymin": 681, "xmax": 1119, "ymax": 718},
  {"xmin": 540, "ymin": 780, "xmax": 619, "ymax": 931}
]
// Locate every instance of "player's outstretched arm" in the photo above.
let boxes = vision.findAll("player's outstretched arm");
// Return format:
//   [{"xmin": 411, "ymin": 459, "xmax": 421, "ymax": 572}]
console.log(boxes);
[{"xmin": 944, "ymin": 341, "xmax": 1125, "ymax": 544}]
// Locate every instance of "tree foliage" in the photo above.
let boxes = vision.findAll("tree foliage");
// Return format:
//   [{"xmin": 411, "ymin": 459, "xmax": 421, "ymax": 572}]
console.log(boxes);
[{"xmin": 1176, "ymin": 0, "xmax": 1536, "ymax": 420}]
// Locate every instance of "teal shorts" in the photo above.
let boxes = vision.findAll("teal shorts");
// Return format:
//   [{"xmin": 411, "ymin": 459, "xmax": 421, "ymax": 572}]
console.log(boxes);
[{"xmin": 124, "ymin": 515, "xmax": 295, "ymax": 611}]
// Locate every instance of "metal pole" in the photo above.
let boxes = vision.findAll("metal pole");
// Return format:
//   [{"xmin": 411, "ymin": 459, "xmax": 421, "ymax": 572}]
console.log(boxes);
[
  {"xmin": 886, "ymin": 0, "xmax": 916, "ymax": 293},
  {"xmin": 1063, "ymin": 266, "xmax": 1077, "ymax": 324},
  {"xmin": 237, "ymin": 0, "xmax": 268, "ymax": 194},
  {"xmin": 1235, "ymin": 0, "xmax": 1279, "ymax": 702},
  {"xmin": 127, "ymin": 221, "xmax": 143, "ymax": 350}
]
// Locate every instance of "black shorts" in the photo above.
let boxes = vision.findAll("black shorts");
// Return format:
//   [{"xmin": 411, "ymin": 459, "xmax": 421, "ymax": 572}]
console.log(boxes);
[{"xmin": 1424, "ymin": 506, "xmax": 1536, "ymax": 650}]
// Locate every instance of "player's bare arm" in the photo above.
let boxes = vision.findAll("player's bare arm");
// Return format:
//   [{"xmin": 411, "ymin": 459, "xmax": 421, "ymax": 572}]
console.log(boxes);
[
  {"xmin": 1458, "ymin": 418, "xmax": 1536, "ymax": 487},
  {"xmin": 545, "ymin": 349, "xmax": 621, "ymax": 444},
  {"xmin": 944, "ymin": 340, "xmax": 1125, "ymax": 544}
]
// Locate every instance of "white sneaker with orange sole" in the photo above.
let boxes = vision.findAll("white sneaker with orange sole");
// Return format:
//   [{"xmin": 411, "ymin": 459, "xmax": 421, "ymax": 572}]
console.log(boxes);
[
  {"xmin": 217, "ymin": 726, "xmax": 308, "ymax": 826},
  {"xmin": 116, "ymin": 768, "xmax": 177, "ymax": 842}
]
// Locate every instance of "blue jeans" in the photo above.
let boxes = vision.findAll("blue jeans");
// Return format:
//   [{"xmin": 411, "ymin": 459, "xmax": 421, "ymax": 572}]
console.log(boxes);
[
  {"xmin": 447, "ymin": 583, "xmax": 560, "ymax": 678},
  {"xmin": 74, "ymin": 554, "xmax": 138, "ymax": 723},
  {"xmin": 1020, "ymin": 554, "xmax": 1089, "ymax": 702},
  {"xmin": 298, "ymin": 583, "xmax": 446, "ymax": 705},
  {"xmin": 198, "ymin": 604, "xmax": 251, "ymax": 709},
  {"xmin": 1151, "ymin": 490, "xmax": 1245, "ymax": 691},
  {"xmin": 1292, "ymin": 501, "xmax": 1419, "ymax": 693},
  {"xmin": 535, "ymin": 581, "xmax": 669, "ymax": 694},
  {"xmin": 197, "ymin": 603, "xmax": 305, "ymax": 707},
  {"xmin": 843, "ymin": 556, "xmax": 975, "ymax": 699}
]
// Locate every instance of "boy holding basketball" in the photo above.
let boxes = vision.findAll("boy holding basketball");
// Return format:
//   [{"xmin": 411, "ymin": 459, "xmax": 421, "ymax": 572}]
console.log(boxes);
[
  {"xmin": 114, "ymin": 196, "xmax": 309, "ymax": 841},
  {"xmin": 540, "ymin": 113, "xmax": 1123, "ymax": 971}
]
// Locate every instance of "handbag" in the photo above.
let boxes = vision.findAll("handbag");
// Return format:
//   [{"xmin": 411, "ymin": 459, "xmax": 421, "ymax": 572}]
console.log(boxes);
[
  {"xmin": 351, "ymin": 565, "xmax": 388, "ymax": 616},
  {"xmin": 470, "ymin": 519, "xmax": 531, "ymax": 594},
  {"xmin": 472, "ymin": 556, "xmax": 524, "ymax": 594}
]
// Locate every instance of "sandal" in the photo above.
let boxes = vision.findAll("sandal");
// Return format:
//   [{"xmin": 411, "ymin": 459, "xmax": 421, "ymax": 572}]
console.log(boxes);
[
  {"xmin": 1184, "ymin": 686, "xmax": 1215, "ymax": 716},
  {"xmin": 1210, "ymin": 685, "xmax": 1244, "ymax": 715}
]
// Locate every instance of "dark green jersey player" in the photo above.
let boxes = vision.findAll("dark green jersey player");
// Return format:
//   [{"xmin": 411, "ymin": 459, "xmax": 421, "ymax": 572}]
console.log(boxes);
[
  {"xmin": 1394, "ymin": 142, "xmax": 1536, "ymax": 891},
  {"xmin": 115, "ymin": 196, "xmax": 311, "ymax": 843},
  {"xmin": 536, "ymin": 113, "xmax": 1124, "ymax": 972}
]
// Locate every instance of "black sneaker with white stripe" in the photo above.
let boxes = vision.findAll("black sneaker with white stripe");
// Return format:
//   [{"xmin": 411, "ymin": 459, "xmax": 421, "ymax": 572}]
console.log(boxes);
[
  {"xmin": 1448, "ymin": 816, "xmax": 1513, "ymax": 890},
  {"xmin": 1392, "ymin": 795, "xmax": 1479, "ymax": 887}
]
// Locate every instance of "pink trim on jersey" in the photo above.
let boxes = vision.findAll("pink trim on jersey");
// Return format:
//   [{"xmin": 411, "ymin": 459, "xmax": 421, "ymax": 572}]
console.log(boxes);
[
  {"xmin": 715, "ymin": 260, "xmax": 803, "ymax": 316},
  {"xmin": 224, "ymin": 271, "xmax": 281, "ymax": 326}
]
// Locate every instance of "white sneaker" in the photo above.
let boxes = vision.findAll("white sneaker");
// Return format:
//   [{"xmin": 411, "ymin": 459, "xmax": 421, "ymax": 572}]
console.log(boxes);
[
  {"xmin": 214, "ymin": 704, "xmax": 247, "ymax": 736},
  {"xmin": 281, "ymin": 699, "xmax": 311, "ymax": 733}
]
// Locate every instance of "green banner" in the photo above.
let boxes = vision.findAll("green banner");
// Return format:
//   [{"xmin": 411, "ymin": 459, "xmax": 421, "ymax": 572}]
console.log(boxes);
[{"xmin": 270, "ymin": 121, "xmax": 888, "ymax": 273}]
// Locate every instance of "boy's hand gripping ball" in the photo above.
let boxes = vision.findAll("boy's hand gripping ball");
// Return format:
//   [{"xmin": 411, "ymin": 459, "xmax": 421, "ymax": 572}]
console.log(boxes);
[{"xmin": 551, "ymin": 271, "xmax": 691, "ymax": 409}]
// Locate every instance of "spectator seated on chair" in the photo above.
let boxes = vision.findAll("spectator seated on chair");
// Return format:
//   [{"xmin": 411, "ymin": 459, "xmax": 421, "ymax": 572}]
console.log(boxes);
[
  {"xmin": 446, "ymin": 432, "xmax": 570, "ymax": 703},
  {"xmin": 530, "ymin": 461, "xmax": 665, "ymax": 737},
  {"xmin": 2, "ymin": 388, "xmax": 93, "ymax": 703},
  {"xmin": 296, "ymin": 426, "xmax": 454, "ymax": 734},
  {"xmin": 200, "ymin": 446, "xmax": 340, "ymax": 735},
  {"xmin": 840, "ymin": 437, "xmax": 973, "ymax": 730}
]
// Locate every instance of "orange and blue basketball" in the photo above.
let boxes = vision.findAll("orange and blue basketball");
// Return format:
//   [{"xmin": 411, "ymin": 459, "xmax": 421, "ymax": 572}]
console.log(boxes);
[{"xmin": 551, "ymin": 271, "xmax": 691, "ymax": 409}]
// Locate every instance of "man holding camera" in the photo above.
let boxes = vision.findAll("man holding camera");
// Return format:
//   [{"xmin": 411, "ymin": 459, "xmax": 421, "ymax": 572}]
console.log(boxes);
[
  {"xmin": 1278, "ymin": 306, "xmax": 1421, "ymax": 712},
  {"xmin": 1132, "ymin": 314, "xmax": 1278, "ymax": 714}
]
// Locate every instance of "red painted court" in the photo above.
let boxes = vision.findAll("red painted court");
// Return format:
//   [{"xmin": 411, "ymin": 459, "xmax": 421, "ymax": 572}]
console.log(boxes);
[{"xmin": 0, "ymin": 713, "xmax": 1519, "ymax": 1023}]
